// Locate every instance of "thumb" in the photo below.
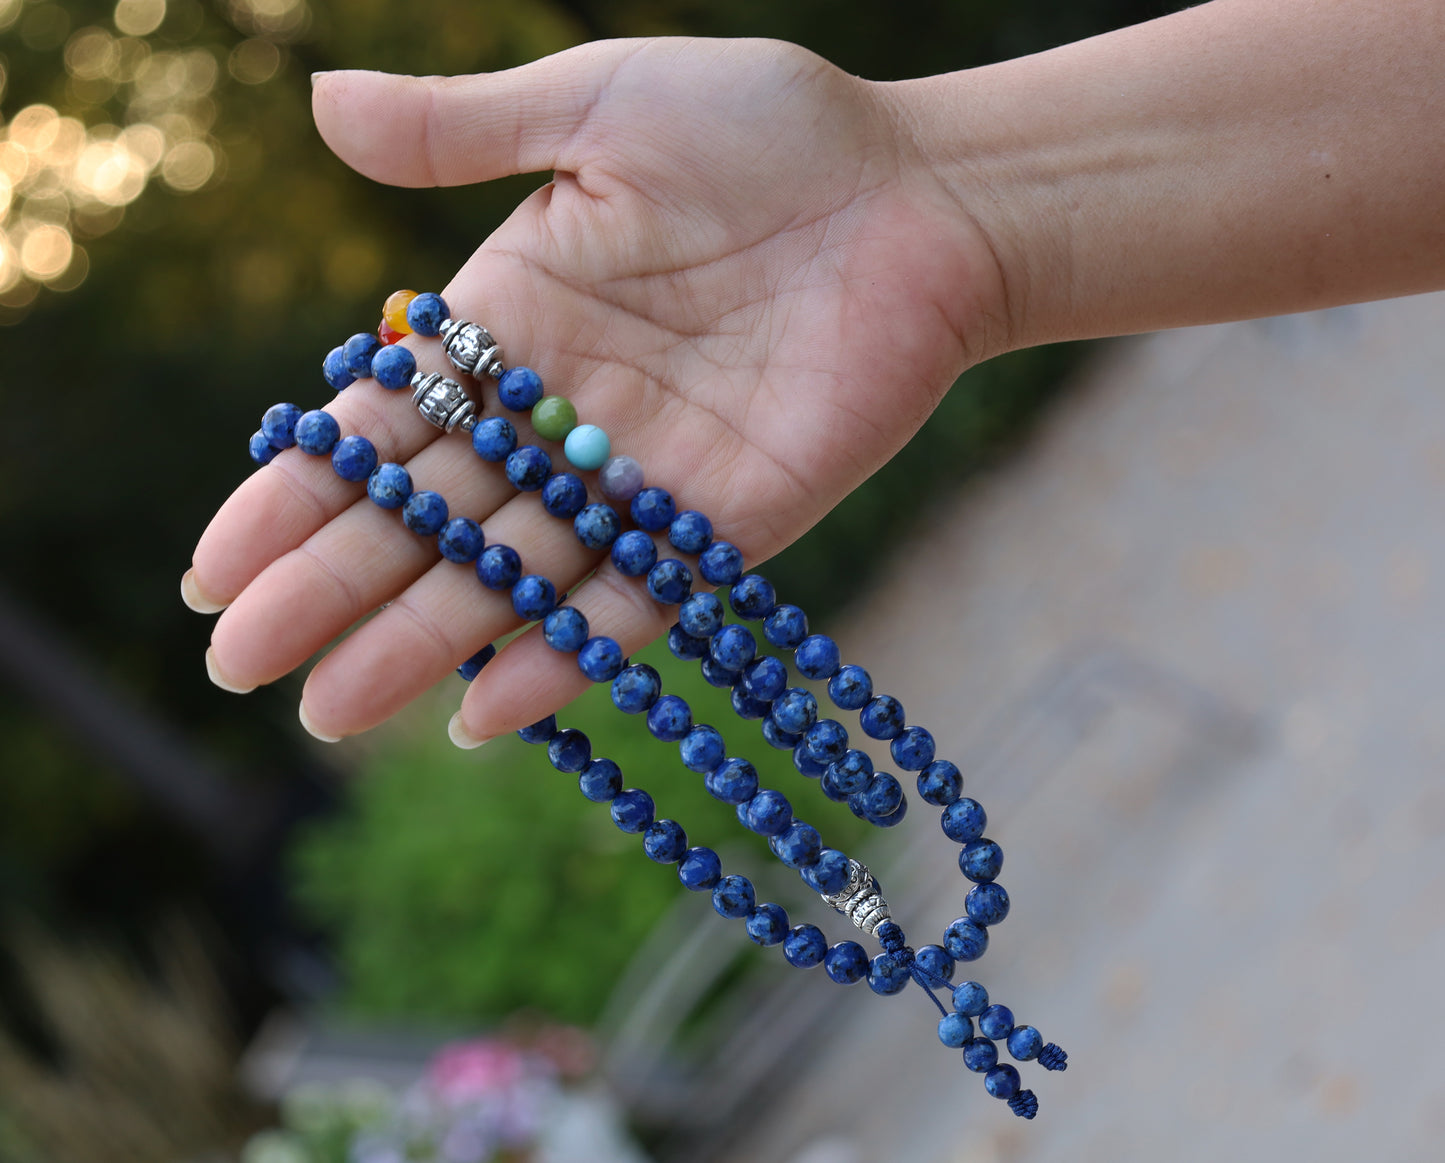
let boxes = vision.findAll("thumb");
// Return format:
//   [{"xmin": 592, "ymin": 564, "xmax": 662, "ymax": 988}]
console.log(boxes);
[{"xmin": 311, "ymin": 40, "xmax": 640, "ymax": 188}]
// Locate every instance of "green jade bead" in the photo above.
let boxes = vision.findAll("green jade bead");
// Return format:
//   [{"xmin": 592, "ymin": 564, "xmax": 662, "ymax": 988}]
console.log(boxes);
[
  {"xmin": 532, "ymin": 396, "xmax": 579, "ymax": 442},
  {"xmin": 564, "ymin": 423, "xmax": 611, "ymax": 471}
]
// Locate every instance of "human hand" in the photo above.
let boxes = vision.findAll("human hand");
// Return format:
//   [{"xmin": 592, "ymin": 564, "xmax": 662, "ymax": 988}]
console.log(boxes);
[{"xmin": 185, "ymin": 37, "xmax": 1008, "ymax": 743}]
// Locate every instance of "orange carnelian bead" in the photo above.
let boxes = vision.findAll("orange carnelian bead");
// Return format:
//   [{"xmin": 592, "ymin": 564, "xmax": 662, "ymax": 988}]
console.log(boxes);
[
  {"xmin": 379, "ymin": 318, "xmax": 406, "ymax": 345},
  {"xmin": 382, "ymin": 289, "xmax": 418, "ymax": 336}
]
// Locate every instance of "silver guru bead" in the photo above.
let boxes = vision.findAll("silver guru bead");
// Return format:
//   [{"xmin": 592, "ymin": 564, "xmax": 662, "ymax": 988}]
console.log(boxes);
[
  {"xmin": 439, "ymin": 317, "xmax": 505, "ymax": 380},
  {"xmin": 818, "ymin": 858, "xmax": 893, "ymax": 937},
  {"xmin": 410, "ymin": 371, "xmax": 477, "ymax": 433}
]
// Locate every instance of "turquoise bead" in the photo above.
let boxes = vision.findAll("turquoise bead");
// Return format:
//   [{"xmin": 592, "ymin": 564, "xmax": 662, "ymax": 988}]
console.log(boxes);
[{"xmin": 564, "ymin": 424, "xmax": 611, "ymax": 471}]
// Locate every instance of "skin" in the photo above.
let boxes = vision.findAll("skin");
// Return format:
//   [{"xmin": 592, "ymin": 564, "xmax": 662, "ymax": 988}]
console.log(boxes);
[{"xmin": 186, "ymin": 0, "xmax": 1445, "ymax": 745}]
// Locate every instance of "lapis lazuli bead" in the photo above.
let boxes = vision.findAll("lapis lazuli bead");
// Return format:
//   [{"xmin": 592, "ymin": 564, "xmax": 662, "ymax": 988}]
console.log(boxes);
[
  {"xmin": 730, "ymin": 686, "xmax": 772, "ymax": 720},
  {"xmin": 962, "ymin": 1037, "xmax": 998, "ymax": 1073},
  {"xmin": 511, "ymin": 574, "xmax": 557, "ymax": 621},
  {"xmin": 919, "ymin": 760, "xmax": 964, "ymax": 807},
  {"xmin": 405, "ymin": 292, "xmax": 448, "ymax": 337},
  {"xmin": 914, "ymin": 945, "xmax": 955, "ymax": 991},
  {"xmin": 792, "ymin": 741, "xmax": 829, "ymax": 778},
  {"xmin": 597, "ymin": 455, "xmax": 644, "ymax": 502},
  {"xmin": 262, "ymin": 402, "xmax": 303, "ymax": 450},
  {"xmin": 402, "ymin": 490, "xmax": 449, "ymax": 536},
  {"xmin": 770, "ymin": 688, "xmax": 819, "ymax": 735},
  {"xmin": 729, "ymin": 574, "xmax": 776, "ymax": 620},
  {"xmin": 818, "ymin": 768, "xmax": 851, "ymax": 802},
  {"xmin": 761, "ymin": 718, "xmax": 803, "ymax": 750},
  {"xmin": 966, "ymin": 883, "xmax": 1011, "ymax": 927},
  {"xmin": 542, "ymin": 606, "xmax": 588, "ymax": 652},
  {"xmin": 322, "ymin": 346, "xmax": 354, "ymax": 390},
  {"xmin": 370, "ymin": 343, "xmax": 416, "ymax": 389},
  {"xmin": 574, "ymin": 503, "xmax": 621, "ymax": 550},
  {"xmin": 860, "ymin": 695, "xmax": 907, "ymax": 740},
  {"xmin": 630, "ymin": 487, "xmax": 675, "ymax": 532},
  {"xmin": 769, "ymin": 821, "xmax": 822, "ymax": 869},
  {"xmin": 1007, "ymin": 1025, "xmax": 1043, "ymax": 1061},
  {"xmin": 794, "ymin": 634, "xmax": 841, "ymax": 680},
  {"xmin": 944, "ymin": 918, "xmax": 990, "ymax": 962},
  {"xmin": 497, "ymin": 366, "xmax": 543, "ymax": 411},
  {"xmin": 698, "ymin": 541, "xmax": 745, "ymax": 586},
  {"xmin": 891, "ymin": 726, "xmax": 936, "ymax": 771},
  {"xmin": 700, "ymin": 658, "xmax": 740, "ymax": 688},
  {"xmin": 343, "ymin": 331, "xmax": 382, "ymax": 376},
  {"xmin": 456, "ymin": 642, "xmax": 496, "ymax": 681},
  {"xmin": 978, "ymin": 1004, "xmax": 1015, "ymax": 1041},
  {"xmin": 828, "ymin": 665, "xmax": 873, "ymax": 710},
  {"xmin": 959, "ymin": 838, "xmax": 1004, "ymax": 883},
  {"xmin": 712, "ymin": 874, "xmax": 755, "ymax": 919},
  {"xmin": 865, "ymin": 797, "xmax": 909, "ymax": 828},
  {"xmin": 938, "ymin": 1013, "xmax": 973, "ymax": 1048},
  {"xmin": 506, "ymin": 445, "xmax": 551, "ymax": 492},
  {"xmin": 610, "ymin": 530, "xmax": 657, "ymax": 577},
  {"xmin": 678, "ymin": 592, "xmax": 724, "ymax": 639},
  {"xmin": 867, "ymin": 952, "xmax": 913, "ymax": 996},
  {"xmin": 579, "ymin": 757, "xmax": 623, "ymax": 802},
  {"xmin": 367, "ymin": 462, "xmax": 413, "ymax": 509},
  {"xmin": 742, "ymin": 789, "xmax": 793, "ymax": 836},
  {"xmin": 476, "ymin": 544, "xmax": 522, "ymax": 590},
  {"xmin": 547, "ymin": 728, "xmax": 591, "ymax": 773},
  {"xmin": 678, "ymin": 725, "xmax": 725, "ymax": 773},
  {"xmin": 740, "ymin": 656, "xmax": 788, "ymax": 702},
  {"xmin": 824, "ymin": 941, "xmax": 869, "ymax": 985},
  {"xmin": 762, "ymin": 604, "xmax": 808, "ymax": 650},
  {"xmin": 577, "ymin": 636, "xmax": 625, "ymax": 683},
  {"xmin": 541, "ymin": 472, "xmax": 588, "ymax": 518},
  {"xmin": 643, "ymin": 819, "xmax": 688, "ymax": 864},
  {"xmin": 668, "ymin": 510, "xmax": 712, "ymax": 554},
  {"xmin": 294, "ymin": 409, "xmax": 340, "ymax": 455},
  {"xmin": 710, "ymin": 625, "xmax": 756, "ymax": 671},
  {"xmin": 563, "ymin": 424, "xmax": 610, "ymax": 471},
  {"xmin": 250, "ymin": 430, "xmax": 279, "ymax": 465},
  {"xmin": 647, "ymin": 559, "xmax": 692, "ymax": 605},
  {"xmin": 952, "ymin": 980, "xmax": 989, "ymax": 1016},
  {"xmin": 783, "ymin": 924, "xmax": 827, "ymax": 968},
  {"xmin": 804, "ymin": 719, "xmax": 848, "ymax": 765},
  {"xmin": 677, "ymin": 846, "xmax": 722, "ymax": 891},
  {"xmin": 331, "ymin": 435, "xmax": 377, "ymax": 481},
  {"xmin": 646, "ymin": 694, "xmax": 693, "ymax": 742},
  {"xmin": 471, "ymin": 416, "xmax": 517, "ymax": 462},
  {"xmin": 746, "ymin": 903, "xmax": 789, "ymax": 946},
  {"xmin": 517, "ymin": 714, "xmax": 557, "ymax": 744},
  {"xmin": 853, "ymin": 773, "xmax": 903, "ymax": 819},
  {"xmin": 704, "ymin": 757, "xmax": 758, "ymax": 805},
  {"xmin": 668, "ymin": 624, "xmax": 710, "ymax": 661},
  {"xmin": 941, "ymin": 797, "xmax": 987, "ymax": 843},
  {"xmin": 610, "ymin": 788, "xmax": 655, "ymax": 833},
  {"xmin": 438, "ymin": 517, "xmax": 484, "ymax": 563},
  {"xmin": 611, "ymin": 663, "xmax": 661, "ymax": 714},
  {"xmin": 984, "ymin": 1064, "xmax": 1021, "ymax": 1100},
  {"xmin": 800, "ymin": 848, "xmax": 852, "ymax": 894}
]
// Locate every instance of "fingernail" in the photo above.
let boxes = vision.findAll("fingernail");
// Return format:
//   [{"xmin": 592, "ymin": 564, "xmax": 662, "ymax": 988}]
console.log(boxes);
[
  {"xmin": 205, "ymin": 646, "xmax": 255, "ymax": 694},
  {"xmin": 299, "ymin": 703, "xmax": 342, "ymax": 743},
  {"xmin": 311, "ymin": 71, "xmax": 331, "ymax": 87},
  {"xmin": 181, "ymin": 569, "xmax": 227, "ymax": 614},
  {"xmin": 448, "ymin": 712, "xmax": 491, "ymax": 751}
]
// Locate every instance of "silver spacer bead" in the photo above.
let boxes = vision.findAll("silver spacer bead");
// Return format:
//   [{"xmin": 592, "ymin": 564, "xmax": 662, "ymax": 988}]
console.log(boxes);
[
  {"xmin": 818, "ymin": 859, "xmax": 893, "ymax": 937},
  {"xmin": 410, "ymin": 371, "xmax": 477, "ymax": 433},
  {"xmin": 439, "ymin": 317, "xmax": 506, "ymax": 380}
]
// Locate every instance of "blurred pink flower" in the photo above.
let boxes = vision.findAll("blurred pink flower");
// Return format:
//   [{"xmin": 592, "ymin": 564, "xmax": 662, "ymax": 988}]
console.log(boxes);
[{"xmin": 427, "ymin": 1039, "xmax": 528, "ymax": 1101}]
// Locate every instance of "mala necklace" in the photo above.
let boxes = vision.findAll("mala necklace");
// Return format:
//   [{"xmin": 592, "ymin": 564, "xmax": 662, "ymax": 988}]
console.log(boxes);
[{"xmin": 245, "ymin": 289, "xmax": 1068, "ymax": 1119}]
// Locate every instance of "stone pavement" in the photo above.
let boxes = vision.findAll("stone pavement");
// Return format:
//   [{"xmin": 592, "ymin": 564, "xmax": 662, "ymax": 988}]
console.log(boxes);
[{"xmin": 711, "ymin": 292, "xmax": 1445, "ymax": 1163}]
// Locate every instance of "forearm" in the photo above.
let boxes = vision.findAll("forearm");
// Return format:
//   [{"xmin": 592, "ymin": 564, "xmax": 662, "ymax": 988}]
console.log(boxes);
[{"xmin": 888, "ymin": 0, "xmax": 1445, "ymax": 352}]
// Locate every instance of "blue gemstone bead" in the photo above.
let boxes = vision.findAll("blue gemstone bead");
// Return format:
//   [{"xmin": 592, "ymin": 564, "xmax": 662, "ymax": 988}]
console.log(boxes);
[
  {"xmin": 729, "ymin": 574, "xmax": 776, "ymax": 620},
  {"xmin": 742, "ymin": 789, "xmax": 793, "ymax": 836},
  {"xmin": 938, "ymin": 1013, "xmax": 973, "ymax": 1048},
  {"xmin": 541, "ymin": 607, "xmax": 588, "ymax": 652},
  {"xmin": 730, "ymin": 686, "xmax": 772, "ymax": 720},
  {"xmin": 677, "ymin": 846, "xmax": 722, "ymax": 891},
  {"xmin": 828, "ymin": 665, "xmax": 873, "ymax": 710},
  {"xmin": 919, "ymin": 760, "xmax": 963, "ymax": 807},
  {"xmin": 709, "ymin": 625, "xmax": 756, "ymax": 670},
  {"xmin": 370, "ymin": 343, "xmax": 416, "ymax": 389},
  {"xmin": 262, "ymin": 402, "xmax": 303, "ymax": 449},
  {"xmin": 667, "ymin": 510, "xmax": 712, "ymax": 554},
  {"xmin": 818, "ymin": 769, "xmax": 851, "ymax": 802},
  {"xmin": 824, "ymin": 941, "xmax": 869, "ymax": 985},
  {"xmin": 563, "ymin": 424, "xmax": 610, "ymax": 471},
  {"xmin": 800, "ymin": 848, "xmax": 851, "ymax": 894},
  {"xmin": 792, "ymin": 741, "xmax": 829, "ymax": 778},
  {"xmin": 402, "ymin": 490, "xmax": 449, "ymax": 536},
  {"xmin": 573, "ymin": 503, "xmax": 621, "ymax": 550},
  {"xmin": 511, "ymin": 575, "xmax": 557, "ymax": 621},
  {"xmin": 647, "ymin": 559, "xmax": 692, "ymax": 604},
  {"xmin": 864, "ymin": 797, "xmax": 909, "ymax": 828},
  {"xmin": 506, "ymin": 445, "xmax": 551, "ymax": 491},
  {"xmin": 1007, "ymin": 1025, "xmax": 1043, "ymax": 1062},
  {"xmin": 342, "ymin": 331, "xmax": 382, "ymax": 376},
  {"xmin": 891, "ymin": 726, "xmax": 936, "ymax": 771},
  {"xmin": 761, "ymin": 718, "xmax": 803, "ymax": 750},
  {"xmin": 578, "ymin": 757, "xmax": 623, "ymax": 802},
  {"xmin": 959, "ymin": 838, "xmax": 1004, "ymax": 883},
  {"xmin": 914, "ymin": 944, "xmax": 955, "ymax": 986},
  {"xmin": 456, "ymin": 643, "xmax": 496, "ymax": 681},
  {"xmin": 966, "ymin": 883, "xmax": 1011, "ymax": 927},
  {"xmin": 712, "ymin": 874, "xmax": 755, "ymax": 919},
  {"xmin": 475, "ymin": 544, "xmax": 522, "ymax": 590},
  {"xmin": 630, "ymin": 487, "xmax": 675, "ymax": 532},
  {"xmin": 804, "ymin": 719, "xmax": 848, "ymax": 765},
  {"xmin": 867, "ymin": 951, "xmax": 913, "ymax": 996},
  {"xmin": 962, "ymin": 1037, "xmax": 998, "ymax": 1073},
  {"xmin": 517, "ymin": 715, "xmax": 557, "ymax": 744},
  {"xmin": 404, "ymin": 292, "xmax": 448, "ymax": 336},
  {"xmin": 471, "ymin": 416, "xmax": 518, "ymax": 462},
  {"xmin": 541, "ymin": 472, "xmax": 588, "ymax": 518},
  {"xmin": 678, "ymin": 592, "xmax": 724, "ymax": 639},
  {"xmin": 610, "ymin": 530, "xmax": 657, "ymax": 577},
  {"xmin": 294, "ymin": 409, "xmax": 340, "ymax": 455},
  {"xmin": 250, "ymin": 429, "xmax": 279, "ymax": 464},
  {"xmin": 366, "ymin": 462, "xmax": 413, "ymax": 509},
  {"xmin": 698, "ymin": 541, "xmax": 744, "ymax": 586},
  {"xmin": 746, "ymin": 903, "xmax": 789, "ymax": 946},
  {"xmin": 701, "ymin": 657, "xmax": 741, "ymax": 688},
  {"xmin": 322, "ymin": 346, "xmax": 355, "ymax": 390},
  {"xmin": 985, "ymin": 1064, "xmax": 1021, "ymax": 1100},
  {"xmin": 783, "ymin": 924, "xmax": 827, "ymax": 968},
  {"xmin": 853, "ymin": 773, "xmax": 903, "ymax": 818},
  {"xmin": 331, "ymin": 435, "xmax": 377, "ymax": 481},
  {"xmin": 497, "ymin": 366, "xmax": 544, "ymax": 411},
  {"xmin": 952, "ymin": 980, "xmax": 989, "ymax": 1016},
  {"xmin": 704, "ymin": 757, "xmax": 758, "ymax": 804},
  {"xmin": 740, "ymin": 656, "xmax": 788, "ymax": 702},
  {"xmin": 437, "ymin": 517, "xmax": 484, "ymax": 563},
  {"xmin": 646, "ymin": 694, "xmax": 693, "ymax": 742},
  {"xmin": 769, "ymin": 821, "xmax": 822, "ymax": 869},
  {"xmin": 577, "ymin": 637, "xmax": 624, "ymax": 683},
  {"xmin": 547, "ymin": 728, "xmax": 591, "ymax": 773},
  {"xmin": 678, "ymin": 725, "xmax": 725, "ymax": 773},
  {"xmin": 611, "ymin": 663, "xmax": 661, "ymax": 713},
  {"xmin": 771, "ymin": 688, "xmax": 819, "ymax": 735},
  {"xmin": 668, "ymin": 624, "xmax": 711, "ymax": 661},
  {"xmin": 860, "ymin": 695, "xmax": 907, "ymax": 740},
  {"xmin": 943, "ymin": 918, "xmax": 990, "ymax": 962},
  {"xmin": 941, "ymin": 797, "xmax": 987, "ymax": 843},
  {"xmin": 643, "ymin": 819, "xmax": 688, "ymax": 864},
  {"xmin": 794, "ymin": 634, "xmax": 841, "ymax": 680},
  {"xmin": 758, "ymin": 604, "xmax": 806, "ymax": 649},
  {"xmin": 610, "ymin": 788, "xmax": 655, "ymax": 833},
  {"xmin": 827, "ymin": 750, "xmax": 874, "ymax": 795},
  {"xmin": 978, "ymin": 1004, "xmax": 1015, "ymax": 1040}
]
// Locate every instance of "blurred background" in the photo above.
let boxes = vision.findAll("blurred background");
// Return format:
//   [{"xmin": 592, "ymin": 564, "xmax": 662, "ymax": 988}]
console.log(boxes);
[{"xmin": 5, "ymin": 1, "xmax": 1444, "ymax": 1161}]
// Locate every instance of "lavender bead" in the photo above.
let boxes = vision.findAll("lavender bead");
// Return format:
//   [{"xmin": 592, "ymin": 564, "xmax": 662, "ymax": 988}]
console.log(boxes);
[{"xmin": 598, "ymin": 455, "xmax": 644, "ymax": 501}]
